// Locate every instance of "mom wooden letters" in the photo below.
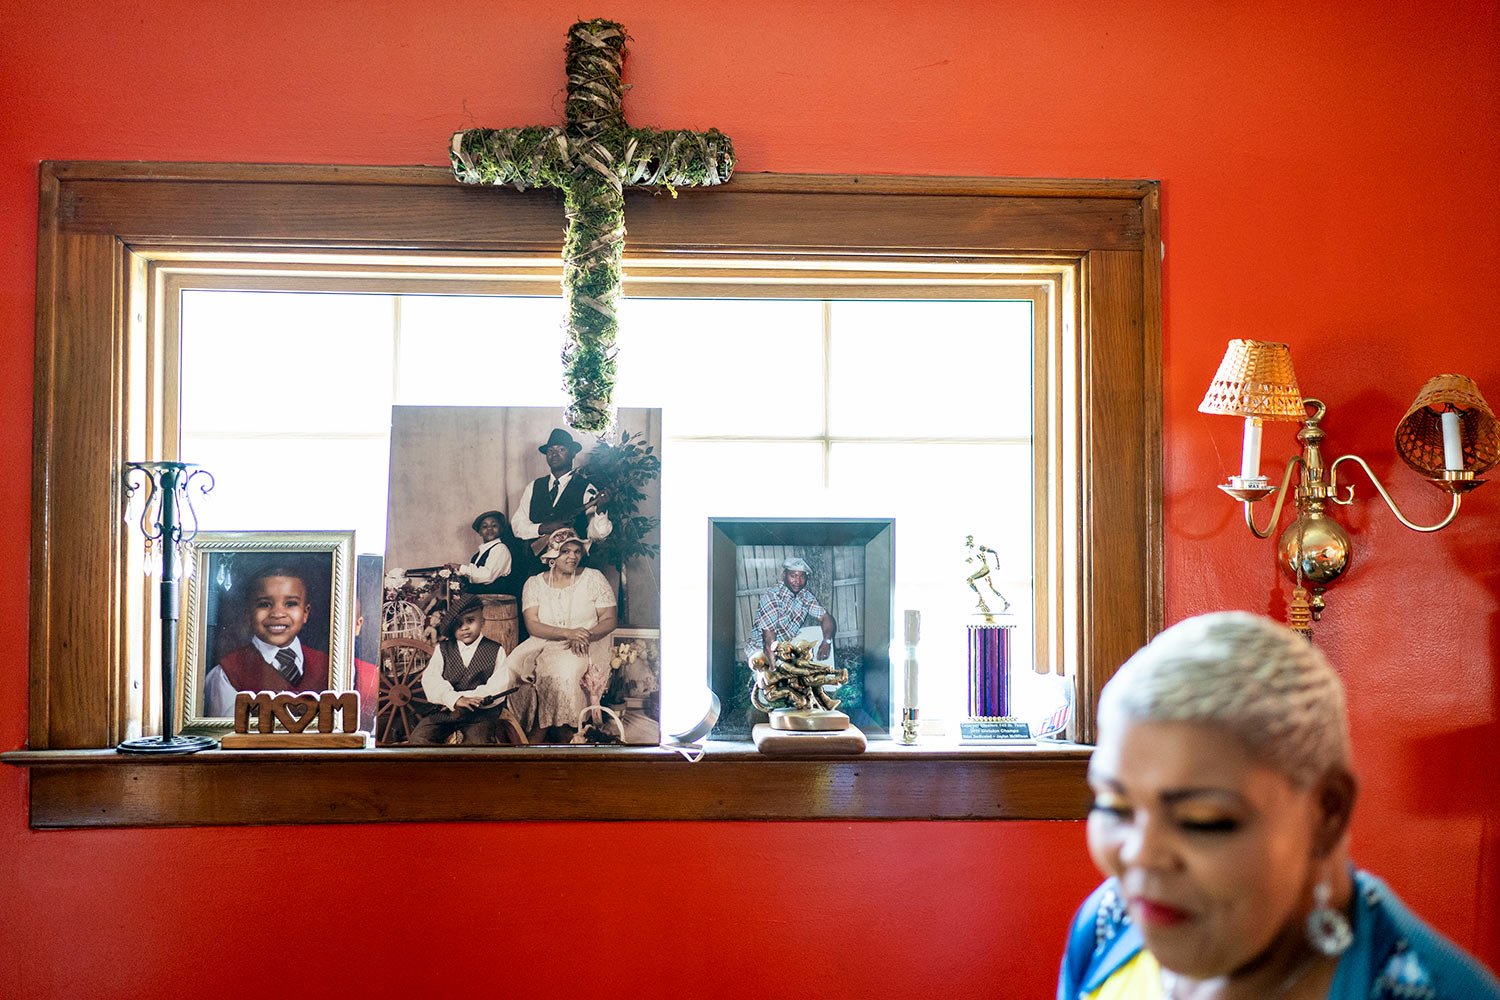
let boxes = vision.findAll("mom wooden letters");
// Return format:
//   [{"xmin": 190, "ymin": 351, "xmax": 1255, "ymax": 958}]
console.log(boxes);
[{"xmin": 221, "ymin": 691, "xmax": 369, "ymax": 749}]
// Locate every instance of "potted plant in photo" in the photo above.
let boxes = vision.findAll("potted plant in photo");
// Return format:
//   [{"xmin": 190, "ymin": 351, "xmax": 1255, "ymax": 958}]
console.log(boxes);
[{"xmin": 586, "ymin": 430, "xmax": 661, "ymax": 626}]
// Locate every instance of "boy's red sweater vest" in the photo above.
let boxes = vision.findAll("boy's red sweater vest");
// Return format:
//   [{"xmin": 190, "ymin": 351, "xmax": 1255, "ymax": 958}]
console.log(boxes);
[{"xmin": 219, "ymin": 644, "xmax": 330, "ymax": 693}]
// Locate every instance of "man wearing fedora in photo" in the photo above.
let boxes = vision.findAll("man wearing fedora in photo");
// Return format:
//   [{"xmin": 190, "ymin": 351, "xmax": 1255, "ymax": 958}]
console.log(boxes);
[{"xmin": 510, "ymin": 427, "xmax": 613, "ymax": 579}]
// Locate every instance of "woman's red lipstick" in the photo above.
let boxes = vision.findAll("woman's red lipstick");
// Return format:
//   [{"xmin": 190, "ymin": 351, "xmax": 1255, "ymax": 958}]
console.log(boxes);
[{"xmin": 1132, "ymin": 897, "xmax": 1192, "ymax": 927}]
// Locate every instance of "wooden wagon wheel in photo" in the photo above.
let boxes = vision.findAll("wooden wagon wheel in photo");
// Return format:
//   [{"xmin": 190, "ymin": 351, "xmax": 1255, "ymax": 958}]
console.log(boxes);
[{"xmin": 377, "ymin": 636, "xmax": 435, "ymax": 745}]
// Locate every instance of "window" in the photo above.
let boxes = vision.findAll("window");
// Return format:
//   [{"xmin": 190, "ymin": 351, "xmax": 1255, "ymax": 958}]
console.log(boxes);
[
  {"xmin": 16, "ymin": 164, "xmax": 1161, "ymax": 825},
  {"xmin": 174, "ymin": 280, "xmax": 1064, "ymax": 732}
]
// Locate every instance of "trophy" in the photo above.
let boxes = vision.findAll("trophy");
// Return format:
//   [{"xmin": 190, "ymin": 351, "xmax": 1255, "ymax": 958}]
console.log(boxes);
[{"xmin": 961, "ymin": 536, "xmax": 1027, "ymax": 743}]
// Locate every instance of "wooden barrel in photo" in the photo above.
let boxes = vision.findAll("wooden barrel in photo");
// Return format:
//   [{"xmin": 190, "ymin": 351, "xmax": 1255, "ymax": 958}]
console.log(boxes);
[{"xmin": 479, "ymin": 594, "xmax": 520, "ymax": 652}]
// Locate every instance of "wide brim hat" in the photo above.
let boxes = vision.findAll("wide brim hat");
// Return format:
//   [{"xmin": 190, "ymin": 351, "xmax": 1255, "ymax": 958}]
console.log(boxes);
[
  {"xmin": 438, "ymin": 594, "xmax": 484, "ymax": 639},
  {"xmin": 538, "ymin": 428, "xmax": 583, "ymax": 456},
  {"xmin": 782, "ymin": 557, "xmax": 812, "ymax": 575},
  {"xmin": 471, "ymin": 509, "xmax": 506, "ymax": 533},
  {"xmin": 539, "ymin": 527, "xmax": 590, "ymax": 564}
]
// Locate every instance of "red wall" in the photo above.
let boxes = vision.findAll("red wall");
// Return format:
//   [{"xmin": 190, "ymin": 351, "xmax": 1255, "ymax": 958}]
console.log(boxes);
[{"xmin": 2, "ymin": 1, "xmax": 1496, "ymax": 996}]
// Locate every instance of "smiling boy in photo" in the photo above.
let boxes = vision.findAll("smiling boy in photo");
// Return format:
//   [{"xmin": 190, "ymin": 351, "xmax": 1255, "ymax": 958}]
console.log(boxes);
[{"xmin": 203, "ymin": 565, "xmax": 330, "ymax": 717}]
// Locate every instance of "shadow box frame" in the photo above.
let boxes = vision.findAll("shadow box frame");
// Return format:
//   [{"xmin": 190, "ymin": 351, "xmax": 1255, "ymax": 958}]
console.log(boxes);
[{"xmin": 708, "ymin": 517, "xmax": 895, "ymax": 740}]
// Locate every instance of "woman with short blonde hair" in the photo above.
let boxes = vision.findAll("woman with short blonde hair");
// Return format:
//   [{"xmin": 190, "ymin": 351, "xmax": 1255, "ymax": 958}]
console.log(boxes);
[{"xmin": 1057, "ymin": 611, "xmax": 1499, "ymax": 1000}]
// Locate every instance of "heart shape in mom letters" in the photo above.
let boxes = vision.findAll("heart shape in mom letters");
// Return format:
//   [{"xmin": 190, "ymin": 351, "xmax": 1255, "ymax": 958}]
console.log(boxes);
[{"xmin": 269, "ymin": 693, "xmax": 322, "ymax": 733}]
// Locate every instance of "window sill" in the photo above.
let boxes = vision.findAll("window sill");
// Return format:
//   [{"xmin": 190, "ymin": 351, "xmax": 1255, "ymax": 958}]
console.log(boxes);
[{"xmin": 2, "ymin": 742, "xmax": 1092, "ymax": 828}]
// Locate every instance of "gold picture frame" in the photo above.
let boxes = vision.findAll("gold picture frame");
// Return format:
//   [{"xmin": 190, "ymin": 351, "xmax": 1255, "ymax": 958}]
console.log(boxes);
[{"xmin": 177, "ymin": 530, "xmax": 356, "ymax": 737}]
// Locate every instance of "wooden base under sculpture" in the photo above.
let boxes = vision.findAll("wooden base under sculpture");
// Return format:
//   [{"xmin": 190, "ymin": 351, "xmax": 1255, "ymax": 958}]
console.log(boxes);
[
  {"xmin": 753, "ymin": 722, "xmax": 866, "ymax": 755},
  {"xmin": 755, "ymin": 706, "xmax": 863, "ymax": 753}
]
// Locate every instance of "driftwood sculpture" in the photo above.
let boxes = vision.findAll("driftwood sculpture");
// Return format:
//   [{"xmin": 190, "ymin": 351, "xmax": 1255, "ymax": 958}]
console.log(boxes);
[{"xmin": 749, "ymin": 639, "xmax": 849, "ymax": 715}]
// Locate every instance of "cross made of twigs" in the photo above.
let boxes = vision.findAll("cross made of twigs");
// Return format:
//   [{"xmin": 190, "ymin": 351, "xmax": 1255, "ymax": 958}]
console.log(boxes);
[{"xmin": 450, "ymin": 19, "xmax": 736, "ymax": 432}]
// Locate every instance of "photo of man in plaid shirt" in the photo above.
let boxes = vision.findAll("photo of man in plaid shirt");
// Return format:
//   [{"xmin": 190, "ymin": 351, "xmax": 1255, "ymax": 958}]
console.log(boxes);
[{"xmin": 749, "ymin": 557, "xmax": 837, "ymax": 668}]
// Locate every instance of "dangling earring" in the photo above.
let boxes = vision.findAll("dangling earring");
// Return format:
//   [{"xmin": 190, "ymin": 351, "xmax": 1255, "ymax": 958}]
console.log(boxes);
[{"xmin": 1306, "ymin": 879, "xmax": 1353, "ymax": 956}]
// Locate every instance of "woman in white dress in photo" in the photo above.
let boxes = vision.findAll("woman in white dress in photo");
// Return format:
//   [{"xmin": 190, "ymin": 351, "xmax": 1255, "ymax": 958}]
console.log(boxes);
[{"xmin": 508, "ymin": 528, "xmax": 617, "ymax": 743}]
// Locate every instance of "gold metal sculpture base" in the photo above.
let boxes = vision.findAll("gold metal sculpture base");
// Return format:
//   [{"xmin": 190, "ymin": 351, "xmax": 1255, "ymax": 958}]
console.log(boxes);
[
  {"xmin": 753, "ymin": 723, "xmax": 866, "ymax": 756},
  {"xmin": 768, "ymin": 707, "xmax": 849, "ymax": 732}
]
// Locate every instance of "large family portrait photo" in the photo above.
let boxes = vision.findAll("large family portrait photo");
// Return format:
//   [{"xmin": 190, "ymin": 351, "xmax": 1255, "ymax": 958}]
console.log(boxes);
[
  {"xmin": 708, "ymin": 517, "xmax": 893, "ymax": 739},
  {"xmin": 379, "ymin": 405, "xmax": 663, "ymax": 747},
  {"xmin": 177, "ymin": 531, "xmax": 356, "ymax": 736}
]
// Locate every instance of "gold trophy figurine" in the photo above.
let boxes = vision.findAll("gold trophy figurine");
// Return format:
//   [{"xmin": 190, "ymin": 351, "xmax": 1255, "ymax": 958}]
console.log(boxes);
[{"xmin": 964, "ymin": 535, "xmax": 1010, "ymax": 624}]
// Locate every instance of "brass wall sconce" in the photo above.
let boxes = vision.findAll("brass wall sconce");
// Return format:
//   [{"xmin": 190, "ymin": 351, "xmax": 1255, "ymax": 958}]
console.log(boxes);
[{"xmin": 1200, "ymin": 340, "xmax": 1499, "ymax": 637}]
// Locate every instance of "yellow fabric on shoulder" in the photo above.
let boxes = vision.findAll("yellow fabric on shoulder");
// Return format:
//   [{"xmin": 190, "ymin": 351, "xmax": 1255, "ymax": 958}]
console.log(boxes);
[{"xmin": 1085, "ymin": 949, "xmax": 1162, "ymax": 1000}]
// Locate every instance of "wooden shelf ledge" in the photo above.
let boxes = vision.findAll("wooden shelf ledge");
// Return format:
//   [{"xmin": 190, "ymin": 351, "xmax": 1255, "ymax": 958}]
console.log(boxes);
[{"xmin": 3, "ymin": 742, "xmax": 1092, "ymax": 828}]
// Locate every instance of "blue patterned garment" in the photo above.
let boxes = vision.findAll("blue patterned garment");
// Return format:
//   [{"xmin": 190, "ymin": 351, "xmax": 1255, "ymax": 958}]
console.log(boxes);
[{"xmin": 1056, "ymin": 870, "xmax": 1500, "ymax": 1000}]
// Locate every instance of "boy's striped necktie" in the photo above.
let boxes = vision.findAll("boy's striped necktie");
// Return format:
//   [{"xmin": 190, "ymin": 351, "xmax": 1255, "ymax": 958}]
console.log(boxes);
[{"xmin": 274, "ymin": 647, "xmax": 301, "ymax": 685}]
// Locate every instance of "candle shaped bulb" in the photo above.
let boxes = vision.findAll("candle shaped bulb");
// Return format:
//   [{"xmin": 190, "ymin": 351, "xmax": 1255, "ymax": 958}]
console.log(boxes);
[
  {"xmin": 902, "ymin": 610, "xmax": 920, "ymax": 709},
  {"xmin": 1240, "ymin": 416, "xmax": 1264, "ymax": 481},
  {"xmin": 1440, "ymin": 409, "xmax": 1464, "ymax": 471}
]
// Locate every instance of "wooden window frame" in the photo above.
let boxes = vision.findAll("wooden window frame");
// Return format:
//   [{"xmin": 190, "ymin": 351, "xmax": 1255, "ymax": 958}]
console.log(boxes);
[{"xmin": 8, "ymin": 163, "xmax": 1162, "ymax": 827}]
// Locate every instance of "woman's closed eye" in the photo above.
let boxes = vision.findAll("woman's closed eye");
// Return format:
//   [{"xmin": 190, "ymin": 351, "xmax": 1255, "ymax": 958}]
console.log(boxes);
[
  {"xmin": 1174, "ymin": 815, "xmax": 1241, "ymax": 834},
  {"xmin": 1088, "ymin": 799, "xmax": 1241, "ymax": 835},
  {"xmin": 1089, "ymin": 798, "xmax": 1132, "ymax": 820}
]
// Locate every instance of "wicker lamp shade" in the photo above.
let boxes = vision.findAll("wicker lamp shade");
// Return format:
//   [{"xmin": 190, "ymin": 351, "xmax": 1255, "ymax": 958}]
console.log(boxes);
[
  {"xmin": 1394, "ymin": 374, "xmax": 1500, "ymax": 478},
  {"xmin": 1198, "ymin": 340, "xmax": 1306, "ymax": 420}
]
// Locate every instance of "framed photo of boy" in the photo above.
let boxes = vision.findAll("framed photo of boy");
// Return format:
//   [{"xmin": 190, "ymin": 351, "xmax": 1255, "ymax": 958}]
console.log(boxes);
[
  {"xmin": 176, "ymin": 530, "xmax": 356, "ymax": 736},
  {"xmin": 708, "ymin": 517, "xmax": 894, "ymax": 740}
]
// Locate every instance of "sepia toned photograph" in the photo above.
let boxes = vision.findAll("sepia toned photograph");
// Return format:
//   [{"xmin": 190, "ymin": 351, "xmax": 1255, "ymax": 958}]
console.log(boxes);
[
  {"xmin": 177, "ymin": 530, "xmax": 355, "ymax": 736},
  {"xmin": 379, "ymin": 406, "xmax": 662, "ymax": 746}
]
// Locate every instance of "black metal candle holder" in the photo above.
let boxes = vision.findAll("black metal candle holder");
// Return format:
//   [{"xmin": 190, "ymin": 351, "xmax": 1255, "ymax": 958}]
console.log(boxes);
[{"xmin": 118, "ymin": 461, "xmax": 218, "ymax": 754}]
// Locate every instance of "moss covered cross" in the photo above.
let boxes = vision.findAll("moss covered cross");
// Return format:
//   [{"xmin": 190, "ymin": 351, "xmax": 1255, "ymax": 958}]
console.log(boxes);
[{"xmin": 450, "ymin": 19, "xmax": 736, "ymax": 432}]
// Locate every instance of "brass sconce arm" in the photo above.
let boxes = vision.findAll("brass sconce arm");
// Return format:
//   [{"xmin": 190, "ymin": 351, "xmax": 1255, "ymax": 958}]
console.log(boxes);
[
  {"xmin": 1230, "ymin": 456, "xmax": 1304, "ymax": 539},
  {"xmin": 1327, "ymin": 454, "xmax": 1463, "ymax": 533}
]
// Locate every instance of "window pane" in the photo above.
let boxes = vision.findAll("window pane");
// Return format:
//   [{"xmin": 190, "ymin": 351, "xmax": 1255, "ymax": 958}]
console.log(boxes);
[
  {"xmin": 657, "ymin": 439, "xmax": 825, "ymax": 709},
  {"xmin": 177, "ymin": 287, "xmax": 1055, "ymax": 734},
  {"xmin": 615, "ymin": 298, "xmax": 825, "ymax": 436},
  {"xmin": 828, "ymin": 441, "xmax": 1045, "ymax": 726},
  {"xmin": 183, "ymin": 434, "xmax": 391, "ymax": 549},
  {"xmin": 662, "ymin": 440, "xmax": 825, "ymax": 521},
  {"xmin": 180, "ymin": 290, "xmax": 396, "ymax": 435},
  {"xmin": 394, "ymin": 295, "xmax": 570, "ymax": 408},
  {"xmin": 827, "ymin": 442, "xmax": 1031, "ymax": 616},
  {"xmin": 828, "ymin": 299, "xmax": 1033, "ymax": 438}
]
